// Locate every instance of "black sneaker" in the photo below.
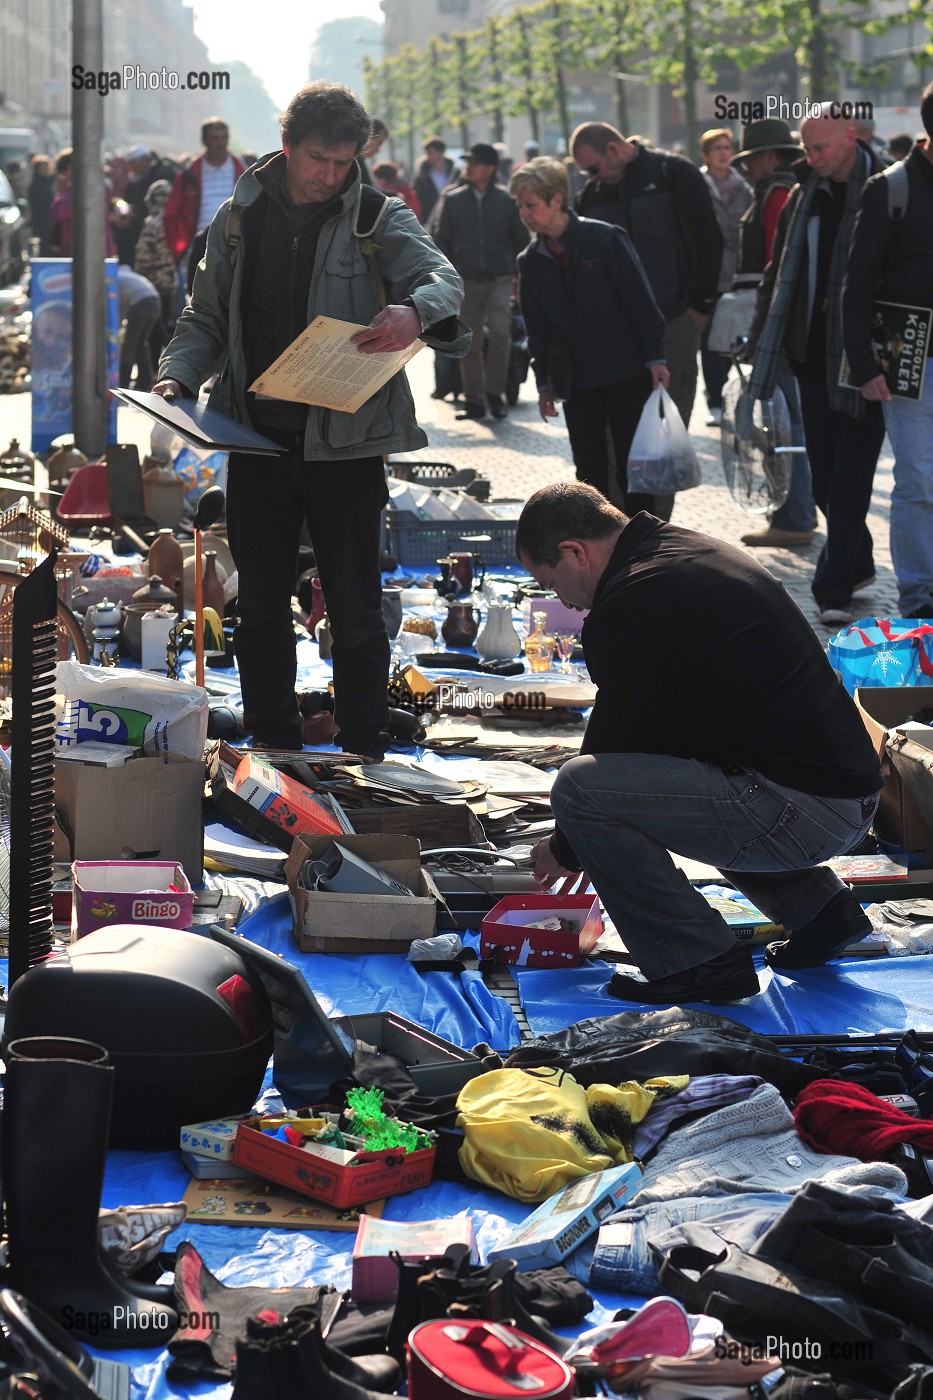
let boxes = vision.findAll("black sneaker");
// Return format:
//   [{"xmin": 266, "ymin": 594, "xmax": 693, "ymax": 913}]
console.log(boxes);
[
  {"xmin": 764, "ymin": 888, "xmax": 872, "ymax": 972},
  {"xmin": 455, "ymin": 400, "xmax": 487, "ymax": 421},
  {"xmin": 487, "ymin": 393, "xmax": 508, "ymax": 420},
  {"xmin": 608, "ymin": 941, "xmax": 760, "ymax": 1005}
]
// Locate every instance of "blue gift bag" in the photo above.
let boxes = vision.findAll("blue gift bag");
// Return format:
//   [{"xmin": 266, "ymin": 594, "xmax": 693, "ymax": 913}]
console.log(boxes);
[{"xmin": 827, "ymin": 617, "xmax": 933, "ymax": 695}]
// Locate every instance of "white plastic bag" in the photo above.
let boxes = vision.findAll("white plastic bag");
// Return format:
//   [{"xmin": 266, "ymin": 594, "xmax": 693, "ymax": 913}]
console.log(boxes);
[
  {"xmin": 627, "ymin": 386, "xmax": 701, "ymax": 495},
  {"xmin": 54, "ymin": 661, "xmax": 208, "ymax": 761}
]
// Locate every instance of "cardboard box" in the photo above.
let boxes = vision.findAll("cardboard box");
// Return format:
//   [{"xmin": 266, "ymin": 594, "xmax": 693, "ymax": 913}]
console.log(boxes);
[
  {"xmin": 72, "ymin": 860, "xmax": 193, "ymax": 938},
  {"xmin": 351, "ymin": 1215, "xmax": 477, "ymax": 1303},
  {"xmin": 232, "ymin": 1110, "xmax": 436, "ymax": 1208},
  {"xmin": 520, "ymin": 596, "xmax": 588, "ymax": 635},
  {"xmin": 488, "ymin": 1162, "xmax": 642, "ymax": 1271},
  {"xmin": 481, "ymin": 893, "xmax": 603, "ymax": 967},
  {"xmin": 54, "ymin": 755, "xmax": 205, "ymax": 882},
  {"xmin": 232, "ymin": 754, "xmax": 345, "ymax": 840},
  {"xmin": 855, "ymin": 686, "xmax": 933, "ymax": 861},
  {"xmin": 286, "ymin": 833, "xmax": 442, "ymax": 953}
]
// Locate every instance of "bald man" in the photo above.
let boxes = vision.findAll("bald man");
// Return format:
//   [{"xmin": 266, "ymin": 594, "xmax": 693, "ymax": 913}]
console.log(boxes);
[{"xmin": 748, "ymin": 106, "xmax": 886, "ymax": 626}]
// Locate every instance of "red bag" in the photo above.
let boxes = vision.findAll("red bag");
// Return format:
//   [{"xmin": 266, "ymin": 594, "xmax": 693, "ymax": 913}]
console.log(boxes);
[{"xmin": 407, "ymin": 1320, "xmax": 575, "ymax": 1400}]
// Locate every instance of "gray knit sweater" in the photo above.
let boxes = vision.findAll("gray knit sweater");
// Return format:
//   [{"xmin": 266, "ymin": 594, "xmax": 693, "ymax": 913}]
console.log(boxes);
[{"xmin": 635, "ymin": 1082, "xmax": 907, "ymax": 1203}]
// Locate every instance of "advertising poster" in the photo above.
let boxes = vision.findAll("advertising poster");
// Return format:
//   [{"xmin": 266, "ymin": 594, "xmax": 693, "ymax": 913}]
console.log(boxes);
[{"xmin": 30, "ymin": 258, "xmax": 119, "ymax": 453}]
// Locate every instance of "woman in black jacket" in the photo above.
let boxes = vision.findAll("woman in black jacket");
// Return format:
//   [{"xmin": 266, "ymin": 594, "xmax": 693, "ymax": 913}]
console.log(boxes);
[{"xmin": 509, "ymin": 157, "xmax": 669, "ymax": 504}]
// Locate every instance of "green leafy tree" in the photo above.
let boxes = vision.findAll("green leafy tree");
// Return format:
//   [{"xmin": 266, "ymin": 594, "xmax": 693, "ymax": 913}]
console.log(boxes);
[
  {"xmin": 389, "ymin": 46, "xmax": 424, "ymax": 173},
  {"xmin": 499, "ymin": 6, "xmax": 545, "ymax": 145},
  {"xmin": 717, "ymin": 0, "xmax": 875, "ymax": 100},
  {"xmin": 418, "ymin": 36, "xmax": 451, "ymax": 142},
  {"xmin": 449, "ymin": 32, "xmax": 483, "ymax": 149},
  {"xmin": 481, "ymin": 16, "xmax": 509, "ymax": 144},
  {"xmin": 362, "ymin": 55, "xmax": 399, "ymax": 149}
]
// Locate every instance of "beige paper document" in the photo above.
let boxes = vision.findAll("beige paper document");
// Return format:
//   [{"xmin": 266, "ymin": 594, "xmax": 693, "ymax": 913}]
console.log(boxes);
[{"xmin": 248, "ymin": 315, "xmax": 424, "ymax": 414}]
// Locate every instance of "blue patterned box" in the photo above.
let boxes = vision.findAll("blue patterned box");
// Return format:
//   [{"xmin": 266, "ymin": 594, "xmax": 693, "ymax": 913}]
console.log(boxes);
[{"xmin": 179, "ymin": 1116, "xmax": 246, "ymax": 1162}]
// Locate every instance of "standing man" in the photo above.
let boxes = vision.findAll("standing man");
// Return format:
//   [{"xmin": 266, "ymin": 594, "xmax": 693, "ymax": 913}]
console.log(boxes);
[
  {"xmin": 749, "ymin": 106, "xmax": 885, "ymax": 624},
  {"xmin": 434, "ymin": 141, "xmax": 528, "ymax": 421},
  {"xmin": 414, "ymin": 137, "xmax": 458, "ymax": 229},
  {"xmin": 519, "ymin": 482, "xmax": 881, "ymax": 1004},
  {"xmin": 163, "ymin": 118, "xmax": 246, "ymax": 293},
  {"xmin": 153, "ymin": 82, "xmax": 467, "ymax": 756},
  {"xmin": 844, "ymin": 83, "xmax": 933, "ymax": 619},
  {"xmin": 569, "ymin": 121, "xmax": 722, "ymax": 518},
  {"xmin": 731, "ymin": 119, "xmax": 817, "ymax": 549}
]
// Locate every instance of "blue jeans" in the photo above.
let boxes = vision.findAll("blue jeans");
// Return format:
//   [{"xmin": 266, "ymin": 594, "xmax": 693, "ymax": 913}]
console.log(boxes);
[
  {"xmin": 884, "ymin": 373, "xmax": 933, "ymax": 615},
  {"xmin": 769, "ymin": 364, "xmax": 815, "ymax": 532},
  {"xmin": 590, "ymin": 1193, "xmax": 789, "ymax": 1293},
  {"xmin": 550, "ymin": 752, "xmax": 878, "ymax": 978}
]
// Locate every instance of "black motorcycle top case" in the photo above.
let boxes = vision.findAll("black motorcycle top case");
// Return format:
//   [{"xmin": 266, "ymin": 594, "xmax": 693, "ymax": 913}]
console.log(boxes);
[{"xmin": 2, "ymin": 926, "xmax": 273, "ymax": 1149}]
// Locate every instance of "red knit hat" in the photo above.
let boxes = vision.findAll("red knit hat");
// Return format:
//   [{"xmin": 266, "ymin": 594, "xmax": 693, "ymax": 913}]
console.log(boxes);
[{"xmin": 794, "ymin": 1079, "xmax": 933, "ymax": 1159}]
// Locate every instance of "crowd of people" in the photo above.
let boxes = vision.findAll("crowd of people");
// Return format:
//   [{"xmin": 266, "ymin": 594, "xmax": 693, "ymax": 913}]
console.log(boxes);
[
  {"xmin": 7, "ymin": 80, "xmax": 932, "ymax": 997},
  {"xmin": 6, "ymin": 92, "xmax": 931, "ymax": 629}
]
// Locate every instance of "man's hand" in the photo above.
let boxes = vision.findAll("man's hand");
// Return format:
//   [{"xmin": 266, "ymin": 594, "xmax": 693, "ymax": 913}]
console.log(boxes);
[
  {"xmin": 151, "ymin": 379, "xmax": 186, "ymax": 400},
  {"xmin": 531, "ymin": 837, "xmax": 576, "ymax": 889},
  {"xmin": 650, "ymin": 364, "xmax": 670, "ymax": 391},
  {"xmin": 860, "ymin": 373, "xmax": 892, "ymax": 404},
  {"xmin": 351, "ymin": 305, "xmax": 421, "ymax": 354},
  {"xmin": 538, "ymin": 390, "xmax": 559, "ymax": 423},
  {"xmin": 687, "ymin": 308, "xmax": 709, "ymax": 331}
]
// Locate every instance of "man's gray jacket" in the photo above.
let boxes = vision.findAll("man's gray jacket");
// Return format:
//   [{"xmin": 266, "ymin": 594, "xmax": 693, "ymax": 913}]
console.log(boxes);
[
  {"xmin": 159, "ymin": 153, "xmax": 468, "ymax": 461},
  {"xmin": 433, "ymin": 182, "xmax": 529, "ymax": 280}
]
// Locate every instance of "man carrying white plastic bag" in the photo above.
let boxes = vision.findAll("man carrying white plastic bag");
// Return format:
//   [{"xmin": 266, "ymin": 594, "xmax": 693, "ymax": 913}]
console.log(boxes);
[{"xmin": 627, "ymin": 386, "xmax": 702, "ymax": 497}]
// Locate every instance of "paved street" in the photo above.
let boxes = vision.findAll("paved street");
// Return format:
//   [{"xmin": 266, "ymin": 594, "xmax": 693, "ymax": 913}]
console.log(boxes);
[{"xmin": 0, "ymin": 347, "xmax": 900, "ymax": 639}]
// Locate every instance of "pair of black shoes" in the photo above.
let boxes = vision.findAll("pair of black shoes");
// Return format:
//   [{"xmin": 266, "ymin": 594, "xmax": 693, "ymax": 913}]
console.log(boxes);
[{"xmin": 455, "ymin": 394, "xmax": 508, "ymax": 421}]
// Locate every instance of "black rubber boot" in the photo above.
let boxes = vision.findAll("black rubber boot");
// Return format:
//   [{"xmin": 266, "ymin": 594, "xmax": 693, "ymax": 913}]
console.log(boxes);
[{"xmin": 1, "ymin": 1037, "xmax": 177, "ymax": 1349}]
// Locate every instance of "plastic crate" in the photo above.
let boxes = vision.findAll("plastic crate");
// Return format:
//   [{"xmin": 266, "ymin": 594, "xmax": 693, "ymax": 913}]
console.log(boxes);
[
  {"xmin": 386, "ymin": 460, "xmax": 491, "ymax": 502},
  {"xmin": 383, "ymin": 510, "xmax": 518, "ymax": 566}
]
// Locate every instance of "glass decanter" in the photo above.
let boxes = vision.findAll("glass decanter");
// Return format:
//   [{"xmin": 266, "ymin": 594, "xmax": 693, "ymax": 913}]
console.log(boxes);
[{"xmin": 524, "ymin": 610, "xmax": 557, "ymax": 673}]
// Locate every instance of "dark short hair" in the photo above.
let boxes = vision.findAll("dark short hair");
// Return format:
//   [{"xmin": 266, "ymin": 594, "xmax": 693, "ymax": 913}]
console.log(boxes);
[
  {"xmin": 921, "ymin": 83, "xmax": 933, "ymax": 141},
  {"xmin": 423, "ymin": 136, "xmax": 445, "ymax": 153},
  {"xmin": 200, "ymin": 117, "xmax": 228, "ymax": 146},
  {"xmin": 886, "ymin": 132, "xmax": 914, "ymax": 159},
  {"xmin": 516, "ymin": 483, "xmax": 626, "ymax": 566},
  {"xmin": 569, "ymin": 121, "xmax": 624, "ymax": 156},
  {"xmin": 281, "ymin": 82, "xmax": 371, "ymax": 153},
  {"xmin": 370, "ymin": 118, "xmax": 388, "ymax": 139},
  {"xmin": 54, "ymin": 148, "xmax": 72, "ymax": 175}
]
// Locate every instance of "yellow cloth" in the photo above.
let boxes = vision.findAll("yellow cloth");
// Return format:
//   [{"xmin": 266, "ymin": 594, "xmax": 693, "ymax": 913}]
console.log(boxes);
[{"xmin": 456, "ymin": 1067, "xmax": 687, "ymax": 1202}]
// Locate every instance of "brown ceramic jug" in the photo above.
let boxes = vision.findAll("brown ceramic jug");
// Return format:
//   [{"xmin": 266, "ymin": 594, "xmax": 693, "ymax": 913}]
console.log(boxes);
[
  {"xmin": 441, "ymin": 601, "xmax": 481, "ymax": 648},
  {"xmin": 148, "ymin": 528, "xmax": 184, "ymax": 616}
]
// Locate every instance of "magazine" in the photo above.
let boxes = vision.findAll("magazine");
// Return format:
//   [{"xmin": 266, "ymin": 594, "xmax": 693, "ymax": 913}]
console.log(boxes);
[{"xmin": 839, "ymin": 301, "xmax": 932, "ymax": 400}]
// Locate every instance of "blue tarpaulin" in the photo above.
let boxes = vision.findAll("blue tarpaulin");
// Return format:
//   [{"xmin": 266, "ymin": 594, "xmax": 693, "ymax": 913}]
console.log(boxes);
[{"xmin": 9, "ymin": 879, "xmax": 933, "ymax": 1391}]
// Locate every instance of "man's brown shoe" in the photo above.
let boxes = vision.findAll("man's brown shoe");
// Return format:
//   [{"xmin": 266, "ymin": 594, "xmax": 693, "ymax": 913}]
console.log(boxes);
[{"xmin": 741, "ymin": 527, "xmax": 814, "ymax": 547}]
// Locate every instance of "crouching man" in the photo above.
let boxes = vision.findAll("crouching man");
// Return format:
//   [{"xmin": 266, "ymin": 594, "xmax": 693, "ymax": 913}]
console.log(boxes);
[{"xmin": 518, "ymin": 484, "xmax": 882, "ymax": 1003}]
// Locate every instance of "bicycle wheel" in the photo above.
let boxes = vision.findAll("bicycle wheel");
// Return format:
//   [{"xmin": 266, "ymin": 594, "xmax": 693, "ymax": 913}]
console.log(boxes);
[{"xmin": 0, "ymin": 564, "xmax": 88, "ymax": 705}]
